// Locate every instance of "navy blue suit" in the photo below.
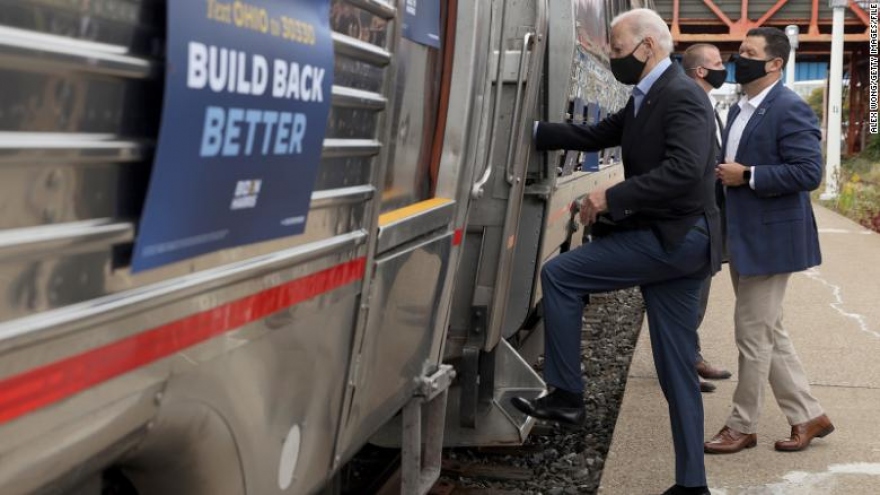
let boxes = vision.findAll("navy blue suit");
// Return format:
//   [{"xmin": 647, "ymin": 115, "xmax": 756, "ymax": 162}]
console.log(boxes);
[
  {"xmin": 535, "ymin": 63, "xmax": 719, "ymax": 487},
  {"xmin": 723, "ymin": 83, "xmax": 823, "ymax": 276}
]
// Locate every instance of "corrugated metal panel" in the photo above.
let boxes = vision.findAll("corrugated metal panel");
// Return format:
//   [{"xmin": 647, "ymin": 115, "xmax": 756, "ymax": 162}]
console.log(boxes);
[
  {"xmin": 654, "ymin": 3, "xmax": 673, "ymax": 18},
  {"xmin": 777, "ymin": 1, "xmax": 861, "ymax": 21},
  {"xmin": 795, "ymin": 61, "xmax": 828, "ymax": 81},
  {"xmin": 655, "ymin": 0, "xmax": 861, "ymax": 21},
  {"xmin": 671, "ymin": 1, "xmax": 720, "ymax": 20},
  {"xmin": 756, "ymin": 0, "xmax": 813, "ymax": 20}
]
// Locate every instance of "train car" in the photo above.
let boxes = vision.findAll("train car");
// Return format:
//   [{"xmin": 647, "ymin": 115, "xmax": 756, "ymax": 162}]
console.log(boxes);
[{"xmin": 0, "ymin": 0, "xmax": 651, "ymax": 494}]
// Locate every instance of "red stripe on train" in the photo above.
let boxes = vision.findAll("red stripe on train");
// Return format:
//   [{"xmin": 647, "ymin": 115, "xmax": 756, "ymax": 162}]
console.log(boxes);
[
  {"xmin": 0, "ymin": 257, "xmax": 367, "ymax": 425},
  {"xmin": 453, "ymin": 228, "xmax": 463, "ymax": 246}
]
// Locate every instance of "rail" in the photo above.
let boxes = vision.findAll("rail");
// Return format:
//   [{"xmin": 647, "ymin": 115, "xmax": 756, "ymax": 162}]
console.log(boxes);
[
  {"xmin": 0, "ymin": 25, "xmax": 153, "ymax": 78},
  {"xmin": 471, "ymin": 0, "xmax": 509, "ymax": 199}
]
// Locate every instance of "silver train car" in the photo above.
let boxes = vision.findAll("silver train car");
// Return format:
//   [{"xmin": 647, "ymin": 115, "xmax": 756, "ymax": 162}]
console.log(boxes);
[{"xmin": 0, "ymin": 0, "xmax": 652, "ymax": 493}]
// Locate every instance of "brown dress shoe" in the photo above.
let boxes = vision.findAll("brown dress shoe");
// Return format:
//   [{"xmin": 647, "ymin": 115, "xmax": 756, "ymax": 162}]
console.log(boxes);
[
  {"xmin": 774, "ymin": 414, "xmax": 834, "ymax": 452},
  {"xmin": 704, "ymin": 426, "xmax": 757, "ymax": 454},
  {"xmin": 696, "ymin": 360, "xmax": 732, "ymax": 380},
  {"xmin": 699, "ymin": 380, "xmax": 716, "ymax": 393}
]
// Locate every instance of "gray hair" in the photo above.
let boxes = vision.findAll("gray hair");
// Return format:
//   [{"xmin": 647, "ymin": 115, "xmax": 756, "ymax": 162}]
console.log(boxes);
[{"xmin": 611, "ymin": 8, "xmax": 674, "ymax": 55}]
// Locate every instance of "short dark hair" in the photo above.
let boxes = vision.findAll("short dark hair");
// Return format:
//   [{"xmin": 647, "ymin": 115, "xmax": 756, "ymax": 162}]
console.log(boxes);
[{"xmin": 746, "ymin": 27, "xmax": 791, "ymax": 68}]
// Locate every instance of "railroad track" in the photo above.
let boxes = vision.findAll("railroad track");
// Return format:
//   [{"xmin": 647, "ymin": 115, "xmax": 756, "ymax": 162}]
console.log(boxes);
[
  {"xmin": 363, "ymin": 423, "xmax": 610, "ymax": 494},
  {"xmin": 371, "ymin": 447, "xmax": 539, "ymax": 495},
  {"xmin": 346, "ymin": 288, "xmax": 644, "ymax": 495}
]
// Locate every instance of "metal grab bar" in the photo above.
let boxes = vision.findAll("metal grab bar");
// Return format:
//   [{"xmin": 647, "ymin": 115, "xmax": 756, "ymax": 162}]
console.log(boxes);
[
  {"xmin": 504, "ymin": 31, "xmax": 535, "ymax": 184},
  {"xmin": 471, "ymin": 0, "xmax": 508, "ymax": 199},
  {"xmin": 484, "ymin": 0, "xmax": 548, "ymax": 350}
]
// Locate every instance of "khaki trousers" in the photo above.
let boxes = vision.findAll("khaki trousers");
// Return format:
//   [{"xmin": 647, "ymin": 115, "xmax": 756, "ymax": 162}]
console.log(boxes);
[{"xmin": 725, "ymin": 265, "xmax": 824, "ymax": 434}]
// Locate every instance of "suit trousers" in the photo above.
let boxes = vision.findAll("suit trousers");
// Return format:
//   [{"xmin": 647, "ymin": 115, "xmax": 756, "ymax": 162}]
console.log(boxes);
[
  {"xmin": 695, "ymin": 275, "xmax": 712, "ymax": 362},
  {"xmin": 541, "ymin": 220, "xmax": 709, "ymax": 487},
  {"xmin": 725, "ymin": 265, "xmax": 824, "ymax": 434}
]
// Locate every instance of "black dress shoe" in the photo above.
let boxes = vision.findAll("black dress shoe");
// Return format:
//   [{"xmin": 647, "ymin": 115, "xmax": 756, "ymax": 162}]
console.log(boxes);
[
  {"xmin": 700, "ymin": 380, "xmax": 716, "ymax": 393},
  {"xmin": 661, "ymin": 484, "xmax": 711, "ymax": 495},
  {"xmin": 510, "ymin": 392, "xmax": 585, "ymax": 426}
]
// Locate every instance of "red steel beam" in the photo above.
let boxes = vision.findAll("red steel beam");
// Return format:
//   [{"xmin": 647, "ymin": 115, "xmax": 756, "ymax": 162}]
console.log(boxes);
[
  {"xmin": 672, "ymin": 0, "xmax": 681, "ymax": 36},
  {"xmin": 670, "ymin": 0, "xmax": 871, "ymax": 48},
  {"xmin": 674, "ymin": 17, "xmax": 866, "ymax": 25},
  {"xmin": 755, "ymin": 0, "xmax": 790, "ymax": 27},
  {"xmin": 809, "ymin": 0, "xmax": 820, "ymax": 35},
  {"xmin": 674, "ymin": 33, "xmax": 869, "ymax": 42},
  {"xmin": 701, "ymin": 0, "xmax": 734, "ymax": 27},
  {"xmin": 847, "ymin": 53, "xmax": 858, "ymax": 155},
  {"xmin": 848, "ymin": 0, "xmax": 870, "ymax": 27},
  {"xmin": 846, "ymin": 50, "xmax": 869, "ymax": 155}
]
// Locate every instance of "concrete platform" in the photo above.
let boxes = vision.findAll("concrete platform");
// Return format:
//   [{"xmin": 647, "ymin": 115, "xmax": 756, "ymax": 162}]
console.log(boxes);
[{"xmin": 599, "ymin": 205, "xmax": 880, "ymax": 495}]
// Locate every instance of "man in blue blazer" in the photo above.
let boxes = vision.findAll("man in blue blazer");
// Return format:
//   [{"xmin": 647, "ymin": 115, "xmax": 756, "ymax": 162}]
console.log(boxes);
[
  {"xmin": 510, "ymin": 8, "xmax": 719, "ymax": 495},
  {"xmin": 705, "ymin": 27, "xmax": 834, "ymax": 455}
]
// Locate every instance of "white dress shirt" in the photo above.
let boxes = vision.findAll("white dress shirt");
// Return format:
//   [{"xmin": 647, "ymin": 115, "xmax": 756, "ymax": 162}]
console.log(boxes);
[
  {"xmin": 708, "ymin": 94, "xmax": 722, "ymax": 149},
  {"xmin": 632, "ymin": 57, "xmax": 672, "ymax": 116},
  {"xmin": 725, "ymin": 80, "xmax": 780, "ymax": 189}
]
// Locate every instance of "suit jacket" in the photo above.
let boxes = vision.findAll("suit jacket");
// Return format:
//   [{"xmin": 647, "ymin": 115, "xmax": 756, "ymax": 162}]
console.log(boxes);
[
  {"xmin": 536, "ymin": 64, "xmax": 722, "ymax": 274},
  {"xmin": 722, "ymin": 82, "xmax": 822, "ymax": 276}
]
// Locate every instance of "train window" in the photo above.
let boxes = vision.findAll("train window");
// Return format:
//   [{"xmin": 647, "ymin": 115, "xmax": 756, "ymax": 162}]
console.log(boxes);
[
  {"xmin": 604, "ymin": 0, "xmax": 630, "ymax": 32},
  {"xmin": 378, "ymin": 4, "xmax": 448, "ymax": 214},
  {"xmin": 578, "ymin": 0, "xmax": 609, "ymax": 58},
  {"xmin": 379, "ymin": 39, "xmax": 444, "ymax": 213},
  {"xmin": 0, "ymin": 0, "xmax": 162, "ymax": 55},
  {"xmin": 329, "ymin": 1, "xmax": 389, "ymax": 97},
  {"xmin": 330, "ymin": 2, "xmax": 388, "ymax": 48},
  {"xmin": 602, "ymin": 1, "xmax": 658, "ymax": 40}
]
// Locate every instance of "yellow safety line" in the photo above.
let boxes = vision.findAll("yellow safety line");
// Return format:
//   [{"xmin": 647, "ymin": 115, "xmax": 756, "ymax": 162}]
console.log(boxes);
[{"xmin": 378, "ymin": 197, "xmax": 454, "ymax": 227}]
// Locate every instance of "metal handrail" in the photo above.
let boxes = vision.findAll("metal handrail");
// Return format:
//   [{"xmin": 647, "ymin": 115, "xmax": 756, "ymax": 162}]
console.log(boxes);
[
  {"xmin": 0, "ymin": 25, "xmax": 153, "ymax": 79},
  {"xmin": 332, "ymin": 32, "xmax": 392, "ymax": 67},
  {"xmin": 470, "ymin": 0, "xmax": 508, "ymax": 199},
  {"xmin": 504, "ymin": 32, "xmax": 535, "ymax": 184},
  {"xmin": 345, "ymin": 0, "xmax": 396, "ymax": 19},
  {"xmin": 485, "ymin": 0, "xmax": 548, "ymax": 350}
]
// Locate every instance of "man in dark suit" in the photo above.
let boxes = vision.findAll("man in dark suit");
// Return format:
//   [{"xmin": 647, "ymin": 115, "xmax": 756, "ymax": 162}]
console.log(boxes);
[
  {"xmin": 682, "ymin": 43, "xmax": 734, "ymax": 394},
  {"xmin": 510, "ymin": 8, "xmax": 720, "ymax": 495},
  {"xmin": 704, "ymin": 27, "xmax": 834, "ymax": 455}
]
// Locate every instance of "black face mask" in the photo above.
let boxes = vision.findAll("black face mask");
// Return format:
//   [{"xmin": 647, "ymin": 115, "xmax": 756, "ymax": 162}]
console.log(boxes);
[
  {"xmin": 733, "ymin": 54, "xmax": 772, "ymax": 85},
  {"xmin": 610, "ymin": 40, "xmax": 647, "ymax": 85},
  {"xmin": 702, "ymin": 67, "xmax": 728, "ymax": 88}
]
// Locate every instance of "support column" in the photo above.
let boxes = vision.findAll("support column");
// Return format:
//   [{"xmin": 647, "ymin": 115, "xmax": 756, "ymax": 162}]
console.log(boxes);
[
  {"xmin": 821, "ymin": 0, "xmax": 847, "ymax": 201},
  {"xmin": 785, "ymin": 25, "xmax": 799, "ymax": 89}
]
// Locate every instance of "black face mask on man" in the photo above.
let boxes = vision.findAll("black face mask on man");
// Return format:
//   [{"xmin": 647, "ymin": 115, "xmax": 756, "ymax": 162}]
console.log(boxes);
[
  {"xmin": 700, "ymin": 67, "xmax": 728, "ymax": 89},
  {"xmin": 732, "ymin": 54, "xmax": 773, "ymax": 85},
  {"xmin": 610, "ymin": 40, "xmax": 647, "ymax": 85}
]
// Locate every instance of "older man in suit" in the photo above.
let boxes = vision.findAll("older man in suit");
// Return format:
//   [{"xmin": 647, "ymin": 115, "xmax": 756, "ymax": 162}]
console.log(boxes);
[
  {"xmin": 704, "ymin": 27, "xmax": 833, "ymax": 455},
  {"xmin": 510, "ymin": 8, "xmax": 719, "ymax": 495}
]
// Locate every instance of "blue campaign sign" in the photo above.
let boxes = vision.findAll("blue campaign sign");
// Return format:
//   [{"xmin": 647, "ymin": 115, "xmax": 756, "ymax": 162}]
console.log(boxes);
[
  {"xmin": 403, "ymin": 0, "xmax": 441, "ymax": 48},
  {"xmin": 132, "ymin": 0, "xmax": 334, "ymax": 272}
]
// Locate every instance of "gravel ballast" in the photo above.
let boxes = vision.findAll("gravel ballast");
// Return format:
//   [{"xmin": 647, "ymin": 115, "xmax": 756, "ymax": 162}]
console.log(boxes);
[{"xmin": 443, "ymin": 288, "xmax": 646, "ymax": 494}]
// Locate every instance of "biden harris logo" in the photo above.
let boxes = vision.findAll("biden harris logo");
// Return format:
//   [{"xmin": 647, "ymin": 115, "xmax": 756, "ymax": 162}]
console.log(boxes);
[{"xmin": 231, "ymin": 179, "xmax": 262, "ymax": 210}]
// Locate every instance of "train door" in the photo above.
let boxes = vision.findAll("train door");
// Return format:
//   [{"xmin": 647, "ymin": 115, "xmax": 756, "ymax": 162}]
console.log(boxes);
[
  {"xmin": 441, "ymin": 0, "xmax": 652, "ymax": 447},
  {"xmin": 331, "ymin": 0, "xmax": 487, "ymax": 474},
  {"xmin": 437, "ymin": 0, "xmax": 550, "ymax": 446}
]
